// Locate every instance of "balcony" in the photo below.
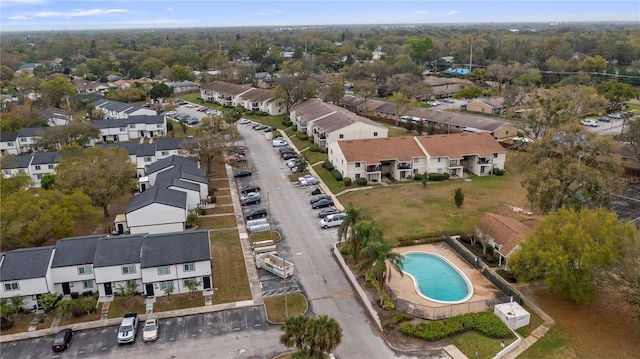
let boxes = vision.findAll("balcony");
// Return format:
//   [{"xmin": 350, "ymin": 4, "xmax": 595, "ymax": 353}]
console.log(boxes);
[
  {"xmin": 366, "ymin": 165, "xmax": 381, "ymax": 173},
  {"xmin": 397, "ymin": 162, "xmax": 412, "ymax": 170},
  {"xmin": 477, "ymin": 158, "xmax": 492, "ymax": 165}
]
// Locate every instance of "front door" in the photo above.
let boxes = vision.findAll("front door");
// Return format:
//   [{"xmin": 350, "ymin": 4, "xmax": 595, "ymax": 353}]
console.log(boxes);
[
  {"xmin": 104, "ymin": 283, "xmax": 113, "ymax": 296},
  {"xmin": 117, "ymin": 223, "xmax": 124, "ymax": 234},
  {"xmin": 62, "ymin": 282, "xmax": 71, "ymax": 295},
  {"xmin": 203, "ymin": 276, "xmax": 212, "ymax": 290},
  {"xmin": 145, "ymin": 283, "xmax": 154, "ymax": 297}
]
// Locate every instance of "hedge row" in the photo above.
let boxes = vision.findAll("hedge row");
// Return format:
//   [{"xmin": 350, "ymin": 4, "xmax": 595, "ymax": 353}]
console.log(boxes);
[
  {"xmin": 399, "ymin": 311, "xmax": 513, "ymax": 341},
  {"xmin": 428, "ymin": 173, "xmax": 450, "ymax": 181}
]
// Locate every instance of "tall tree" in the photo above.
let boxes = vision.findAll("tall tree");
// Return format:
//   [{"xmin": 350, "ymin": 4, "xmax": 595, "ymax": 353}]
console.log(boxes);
[
  {"xmin": 522, "ymin": 127, "xmax": 623, "ymax": 213},
  {"xmin": 280, "ymin": 315, "xmax": 310, "ymax": 351},
  {"xmin": 54, "ymin": 145, "xmax": 136, "ymax": 216},
  {"xmin": 337, "ymin": 203, "xmax": 363, "ymax": 243},
  {"xmin": 357, "ymin": 238, "xmax": 405, "ymax": 303},
  {"xmin": 509, "ymin": 208, "xmax": 637, "ymax": 304},
  {"xmin": 618, "ymin": 117, "xmax": 640, "ymax": 163},
  {"xmin": 347, "ymin": 220, "xmax": 383, "ymax": 262},
  {"xmin": 406, "ymin": 36, "xmax": 434, "ymax": 65},
  {"xmin": 597, "ymin": 80, "xmax": 640, "ymax": 112},
  {"xmin": 304, "ymin": 315, "xmax": 343, "ymax": 356},
  {"xmin": 272, "ymin": 60, "xmax": 317, "ymax": 114},
  {"xmin": 0, "ymin": 188, "xmax": 100, "ymax": 248},
  {"xmin": 33, "ymin": 121, "xmax": 100, "ymax": 151},
  {"xmin": 180, "ymin": 129, "xmax": 237, "ymax": 176},
  {"xmin": 40, "ymin": 77, "xmax": 77, "ymax": 108}
]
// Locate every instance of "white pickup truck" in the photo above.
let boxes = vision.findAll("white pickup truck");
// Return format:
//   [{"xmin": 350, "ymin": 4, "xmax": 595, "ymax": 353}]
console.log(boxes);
[{"xmin": 117, "ymin": 312, "xmax": 139, "ymax": 344}]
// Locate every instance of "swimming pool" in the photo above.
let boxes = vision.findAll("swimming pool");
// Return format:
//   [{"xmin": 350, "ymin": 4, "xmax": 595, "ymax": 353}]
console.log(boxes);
[{"xmin": 401, "ymin": 252, "xmax": 474, "ymax": 304}]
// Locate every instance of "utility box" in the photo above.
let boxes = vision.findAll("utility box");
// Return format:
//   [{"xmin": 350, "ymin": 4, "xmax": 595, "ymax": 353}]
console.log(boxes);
[{"xmin": 494, "ymin": 302, "xmax": 530, "ymax": 330}]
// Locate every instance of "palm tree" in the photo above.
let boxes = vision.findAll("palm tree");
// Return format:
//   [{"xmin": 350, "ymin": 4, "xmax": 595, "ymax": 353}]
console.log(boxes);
[
  {"xmin": 337, "ymin": 203, "xmax": 363, "ymax": 243},
  {"xmin": 304, "ymin": 315, "xmax": 342, "ymax": 356},
  {"xmin": 349, "ymin": 220, "xmax": 383, "ymax": 262},
  {"xmin": 358, "ymin": 238, "xmax": 405, "ymax": 304},
  {"xmin": 280, "ymin": 315, "xmax": 310, "ymax": 351}
]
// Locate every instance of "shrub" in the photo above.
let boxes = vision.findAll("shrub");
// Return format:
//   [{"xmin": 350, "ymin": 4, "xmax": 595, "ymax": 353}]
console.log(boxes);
[
  {"xmin": 322, "ymin": 161, "xmax": 334, "ymax": 170},
  {"xmin": 331, "ymin": 170, "xmax": 343, "ymax": 181},
  {"xmin": 493, "ymin": 168, "xmax": 505, "ymax": 176},
  {"xmin": 82, "ymin": 291, "xmax": 95, "ymax": 298},
  {"xmin": 428, "ymin": 173, "xmax": 450, "ymax": 181},
  {"xmin": 282, "ymin": 119, "xmax": 293, "ymax": 126},
  {"xmin": 71, "ymin": 306, "xmax": 83, "ymax": 317},
  {"xmin": 38, "ymin": 293, "xmax": 61, "ymax": 312},
  {"xmin": 295, "ymin": 131, "xmax": 308, "ymax": 141},
  {"xmin": 70, "ymin": 292, "xmax": 79, "ymax": 299},
  {"xmin": 413, "ymin": 173, "xmax": 423, "ymax": 181},
  {"xmin": 399, "ymin": 312, "xmax": 512, "ymax": 341},
  {"xmin": 356, "ymin": 177, "xmax": 368, "ymax": 186},
  {"xmin": 343, "ymin": 177, "xmax": 352, "ymax": 186}
]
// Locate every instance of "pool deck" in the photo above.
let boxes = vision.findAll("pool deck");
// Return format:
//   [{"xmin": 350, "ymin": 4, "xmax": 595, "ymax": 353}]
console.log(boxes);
[{"xmin": 389, "ymin": 243, "xmax": 503, "ymax": 313}]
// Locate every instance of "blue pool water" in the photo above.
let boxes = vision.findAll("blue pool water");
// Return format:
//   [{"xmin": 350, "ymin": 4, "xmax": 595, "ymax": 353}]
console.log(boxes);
[{"xmin": 402, "ymin": 252, "xmax": 473, "ymax": 303}]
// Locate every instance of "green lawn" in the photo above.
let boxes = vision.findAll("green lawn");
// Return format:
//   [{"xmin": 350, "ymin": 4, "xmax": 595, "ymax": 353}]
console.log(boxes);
[
  {"xmin": 250, "ymin": 230, "xmax": 282, "ymax": 243},
  {"xmin": 108, "ymin": 296, "xmax": 145, "ymax": 318},
  {"xmin": 154, "ymin": 293, "xmax": 204, "ymax": 312},
  {"xmin": 199, "ymin": 215, "xmax": 237, "ymax": 230},
  {"xmin": 264, "ymin": 293, "xmax": 308, "ymax": 323},
  {"xmin": 517, "ymin": 326, "xmax": 568, "ymax": 359},
  {"xmin": 210, "ymin": 229, "xmax": 252, "ymax": 304},
  {"xmin": 302, "ymin": 150, "xmax": 328, "ymax": 166},
  {"xmin": 447, "ymin": 332, "xmax": 516, "ymax": 359}
]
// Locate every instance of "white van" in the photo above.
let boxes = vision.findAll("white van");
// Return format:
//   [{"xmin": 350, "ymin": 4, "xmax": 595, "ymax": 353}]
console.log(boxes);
[{"xmin": 320, "ymin": 213, "xmax": 346, "ymax": 229}]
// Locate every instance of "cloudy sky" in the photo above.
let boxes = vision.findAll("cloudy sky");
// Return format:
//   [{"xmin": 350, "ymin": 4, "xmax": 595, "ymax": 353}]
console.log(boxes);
[{"xmin": 1, "ymin": 0, "xmax": 638, "ymax": 32}]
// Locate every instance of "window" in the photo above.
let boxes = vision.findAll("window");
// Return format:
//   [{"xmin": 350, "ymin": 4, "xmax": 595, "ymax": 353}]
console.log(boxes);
[
  {"xmin": 183, "ymin": 278, "xmax": 198, "ymax": 287},
  {"xmin": 161, "ymin": 151, "xmax": 169, "ymax": 156},
  {"xmin": 83, "ymin": 280, "xmax": 93, "ymax": 289},
  {"xmin": 183, "ymin": 263, "xmax": 195, "ymax": 272},
  {"xmin": 35, "ymin": 165, "xmax": 41, "ymax": 170},
  {"xmin": 157, "ymin": 124, "xmax": 163, "ymax": 128},
  {"xmin": 3, "ymin": 170, "xmax": 11, "ymax": 176},
  {"xmin": 129, "ymin": 124, "xmax": 136, "ymax": 129},
  {"xmin": 437, "ymin": 157, "xmax": 441, "ymax": 163},
  {"xmin": 355, "ymin": 163, "xmax": 361, "ymax": 168},
  {"xmin": 493, "ymin": 153, "xmax": 498, "ymax": 158},
  {"xmin": 78, "ymin": 265, "xmax": 92, "ymax": 275},
  {"xmin": 339, "ymin": 134, "xmax": 344, "ymax": 139},
  {"xmin": 48, "ymin": 164, "xmax": 54, "ymax": 169},
  {"xmin": 355, "ymin": 173, "xmax": 360, "ymax": 178},
  {"xmin": 160, "ymin": 281, "xmax": 174, "ymax": 290},
  {"xmin": 7, "ymin": 142, "xmax": 13, "ymax": 146},
  {"xmin": 450, "ymin": 160, "xmax": 458, "ymax": 166},
  {"xmin": 4, "ymin": 282, "xmax": 19, "ymax": 291},
  {"xmin": 122, "ymin": 265, "xmax": 136, "ymax": 274},
  {"xmin": 158, "ymin": 266, "xmax": 170, "ymax": 275},
  {"xmin": 413, "ymin": 158, "xmax": 419, "ymax": 163},
  {"xmin": 373, "ymin": 132, "xmax": 378, "ymax": 137},
  {"xmin": 119, "ymin": 127, "xmax": 126, "ymax": 132},
  {"xmin": 20, "ymin": 138, "xmax": 26, "ymax": 142},
  {"xmin": 437, "ymin": 168, "xmax": 443, "ymax": 174},
  {"xmin": 36, "ymin": 174, "xmax": 43, "ymax": 180},
  {"xmin": 144, "ymin": 157, "xmax": 152, "ymax": 162}
]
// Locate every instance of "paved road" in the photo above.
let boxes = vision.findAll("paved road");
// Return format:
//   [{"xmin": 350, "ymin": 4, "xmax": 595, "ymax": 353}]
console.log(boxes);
[
  {"xmin": 0, "ymin": 307, "xmax": 285, "ymax": 359},
  {"xmin": 237, "ymin": 124, "xmax": 440, "ymax": 359}
]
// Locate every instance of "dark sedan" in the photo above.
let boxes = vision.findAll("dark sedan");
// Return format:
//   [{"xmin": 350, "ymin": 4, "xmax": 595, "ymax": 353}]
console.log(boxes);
[
  {"xmin": 318, "ymin": 207, "xmax": 342, "ymax": 218},
  {"xmin": 234, "ymin": 170, "xmax": 252, "ymax": 178},
  {"xmin": 52, "ymin": 329, "xmax": 73, "ymax": 352},
  {"xmin": 312, "ymin": 198, "xmax": 334, "ymax": 209},
  {"xmin": 241, "ymin": 184, "xmax": 260, "ymax": 194}
]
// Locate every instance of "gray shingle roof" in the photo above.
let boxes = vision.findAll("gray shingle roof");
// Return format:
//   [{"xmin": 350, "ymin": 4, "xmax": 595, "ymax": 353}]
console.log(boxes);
[
  {"xmin": 31, "ymin": 152, "xmax": 60, "ymax": 165},
  {"xmin": 0, "ymin": 246, "xmax": 54, "ymax": 281},
  {"xmin": 126, "ymin": 186, "xmax": 187, "ymax": 213},
  {"xmin": 101, "ymin": 142, "xmax": 139, "ymax": 155},
  {"xmin": 146, "ymin": 155, "xmax": 198, "ymax": 174},
  {"xmin": 18, "ymin": 127, "xmax": 50, "ymax": 137},
  {"xmin": 51, "ymin": 235, "xmax": 105, "ymax": 268},
  {"xmin": 0, "ymin": 132, "xmax": 18, "ymax": 142},
  {"xmin": 140, "ymin": 230, "xmax": 210, "ymax": 268},
  {"xmin": 93, "ymin": 235, "xmax": 144, "ymax": 268},
  {"xmin": 0, "ymin": 155, "xmax": 33, "ymax": 169},
  {"xmin": 136, "ymin": 143, "xmax": 156, "ymax": 157},
  {"xmin": 156, "ymin": 165, "xmax": 207, "ymax": 184},
  {"xmin": 156, "ymin": 177, "xmax": 201, "ymax": 192},
  {"xmin": 155, "ymin": 138, "xmax": 185, "ymax": 151}
]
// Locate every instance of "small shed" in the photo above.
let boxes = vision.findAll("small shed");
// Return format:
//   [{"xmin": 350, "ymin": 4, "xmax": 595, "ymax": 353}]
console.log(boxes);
[{"xmin": 494, "ymin": 302, "xmax": 530, "ymax": 330}]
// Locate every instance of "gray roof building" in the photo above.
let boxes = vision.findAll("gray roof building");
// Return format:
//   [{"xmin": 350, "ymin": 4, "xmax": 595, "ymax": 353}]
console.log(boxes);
[
  {"xmin": 126, "ymin": 186, "xmax": 187, "ymax": 213},
  {"xmin": 140, "ymin": 230, "xmax": 210, "ymax": 268},
  {"xmin": 51, "ymin": 235, "xmax": 105, "ymax": 268},
  {"xmin": 0, "ymin": 155, "xmax": 33, "ymax": 169},
  {"xmin": 93, "ymin": 235, "xmax": 145, "ymax": 268},
  {"xmin": 0, "ymin": 246, "xmax": 54, "ymax": 281}
]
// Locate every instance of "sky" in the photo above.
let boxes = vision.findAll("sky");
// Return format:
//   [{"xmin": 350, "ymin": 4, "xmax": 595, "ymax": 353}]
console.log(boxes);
[{"xmin": 1, "ymin": 0, "xmax": 638, "ymax": 32}]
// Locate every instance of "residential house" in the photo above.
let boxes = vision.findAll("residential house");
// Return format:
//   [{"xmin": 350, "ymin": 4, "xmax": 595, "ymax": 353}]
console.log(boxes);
[
  {"xmin": 40, "ymin": 108, "xmax": 71, "ymax": 127},
  {"xmin": 200, "ymin": 81, "xmax": 252, "ymax": 107},
  {"xmin": 0, "ymin": 247, "xmax": 55, "ymax": 310},
  {"xmin": 92, "ymin": 99, "xmax": 156, "ymax": 119},
  {"xmin": 140, "ymin": 230, "xmax": 213, "ymax": 297},
  {"xmin": 329, "ymin": 137, "xmax": 427, "ymax": 183},
  {"xmin": 0, "ymin": 132, "xmax": 19, "ymax": 155},
  {"xmin": 466, "ymin": 97, "xmax": 506, "ymax": 115},
  {"xmin": 16, "ymin": 127, "xmax": 50, "ymax": 153},
  {"xmin": 142, "ymin": 155, "xmax": 208, "ymax": 204},
  {"xmin": 155, "ymin": 138, "xmax": 185, "ymax": 160},
  {"xmin": 328, "ymin": 132, "xmax": 506, "ymax": 181},
  {"xmin": 93, "ymin": 235, "xmax": 145, "ymax": 297},
  {"xmin": 126, "ymin": 186, "xmax": 187, "ymax": 234},
  {"xmin": 72, "ymin": 79, "xmax": 109, "ymax": 95},
  {"xmin": 405, "ymin": 108, "xmax": 517, "ymax": 140},
  {"xmin": 28, "ymin": 152, "xmax": 59, "ymax": 187},
  {"xmin": 0, "ymin": 154, "xmax": 32, "ymax": 178},
  {"xmin": 291, "ymin": 99, "xmax": 388, "ymax": 149},
  {"xmin": 50, "ymin": 235, "xmax": 102, "ymax": 296},
  {"xmin": 166, "ymin": 81, "xmax": 199, "ymax": 94},
  {"xmin": 237, "ymin": 87, "xmax": 286, "ymax": 115},
  {"xmin": 416, "ymin": 132, "xmax": 507, "ymax": 178},
  {"xmin": 92, "ymin": 115, "xmax": 166, "ymax": 142},
  {"xmin": 423, "ymin": 76, "xmax": 473, "ymax": 99},
  {"xmin": 143, "ymin": 155, "xmax": 201, "ymax": 188},
  {"xmin": 200, "ymin": 81, "xmax": 286, "ymax": 116},
  {"xmin": 475, "ymin": 213, "xmax": 534, "ymax": 269}
]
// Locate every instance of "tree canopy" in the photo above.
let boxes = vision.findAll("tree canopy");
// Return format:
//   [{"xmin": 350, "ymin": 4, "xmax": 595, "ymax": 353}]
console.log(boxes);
[
  {"xmin": 596, "ymin": 80, "xmax": 640, "ymax": 111},
  {"xmin": 509, "ymin": 208, "xmax": 638, "ymax": 304}
]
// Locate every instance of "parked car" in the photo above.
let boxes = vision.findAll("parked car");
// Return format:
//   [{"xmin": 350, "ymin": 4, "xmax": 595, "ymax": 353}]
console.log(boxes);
[
  {"xmin": 187, "ymin": 117, "xmax": 200, "ymax": 125},
  {"xmin": 205, "ymin": 109, "xmax": 215, "ymax": 115},
  {"xmin": 278, "ymin": 146, "xmax": 294, "ymax": 153},
  {"xmin": 117, "ymin": 312, "xmax": 139, "ymax": 344},
  {"xmin": 427, "ymin": 100, "xmax": 440, "ymax": 106},
  {"xmin": 241, "ymin": 196, "xmax": 261, "ymax": 206},
  {"xmin": 185, "ymin": 103, "xmax": 197, "ymax": 108},
  {"xmin": 234, "ymin": 170, "xmax": 252, "ymax": 178},
  {"xmin": 608, "ymin": 112, "xmax": 623, "ymax": 119},
  {"xmin": 318, "ymin": 207, "xmax": 341, "ymax": 218},
  {"xmin": 443, "ymin": 98, "xmax": 455, "ymax": 103},
  {"xmin": 264, "ymin": 126, "xmax": 277, "ymax": 132},
  {"xmin": 580, "ymin": 119, "xmax": 599, "ymax": 127},
  {"xmin": 52, "ymin": 329, "xmax": 73, "ymax": 352},
  {"xmin": 311, "ymin": 187, "xmax": 322, "ymax": 195},
  {"xmin": 245, "ymin": 208, "xmax": 267, "ymax": 220},
  {"xmin": 312, "ymin": 198, "xmax": 335, "ymax": 209},
  {"xmin": 240, "ymin": 192, "xmax": 261, "ymax": 201},
  {"xmin": 320, "ymin": 213, "xmax": 347, "ymax": 228},
  {"xmin": 241, "ymin": 184, "xmax": 260, "ymax": 194},
  {"xmin": 142, "ymin": 318, "xmax": 159, "ymax": 343},
  {"xmin": 310, "ymin": 194, "xmax": 331, "ymax": 204},
  {"xmin": 238, "ymin": 118, "xmax": 251, "ymax": 125},
  {"xmin": 165, "ymin": 111, "xmax": 177, "ymax": 116},
  {"xmin": 273, "ymin": 139, "xmax": 287, "ymax": 147},
  {"xmin": 253, "ymin": 124, "xmax": 268, "ymax": 130},
  {"xmin": 282, "ymin": 152, "xmax": 297, "ymax": 160}
]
